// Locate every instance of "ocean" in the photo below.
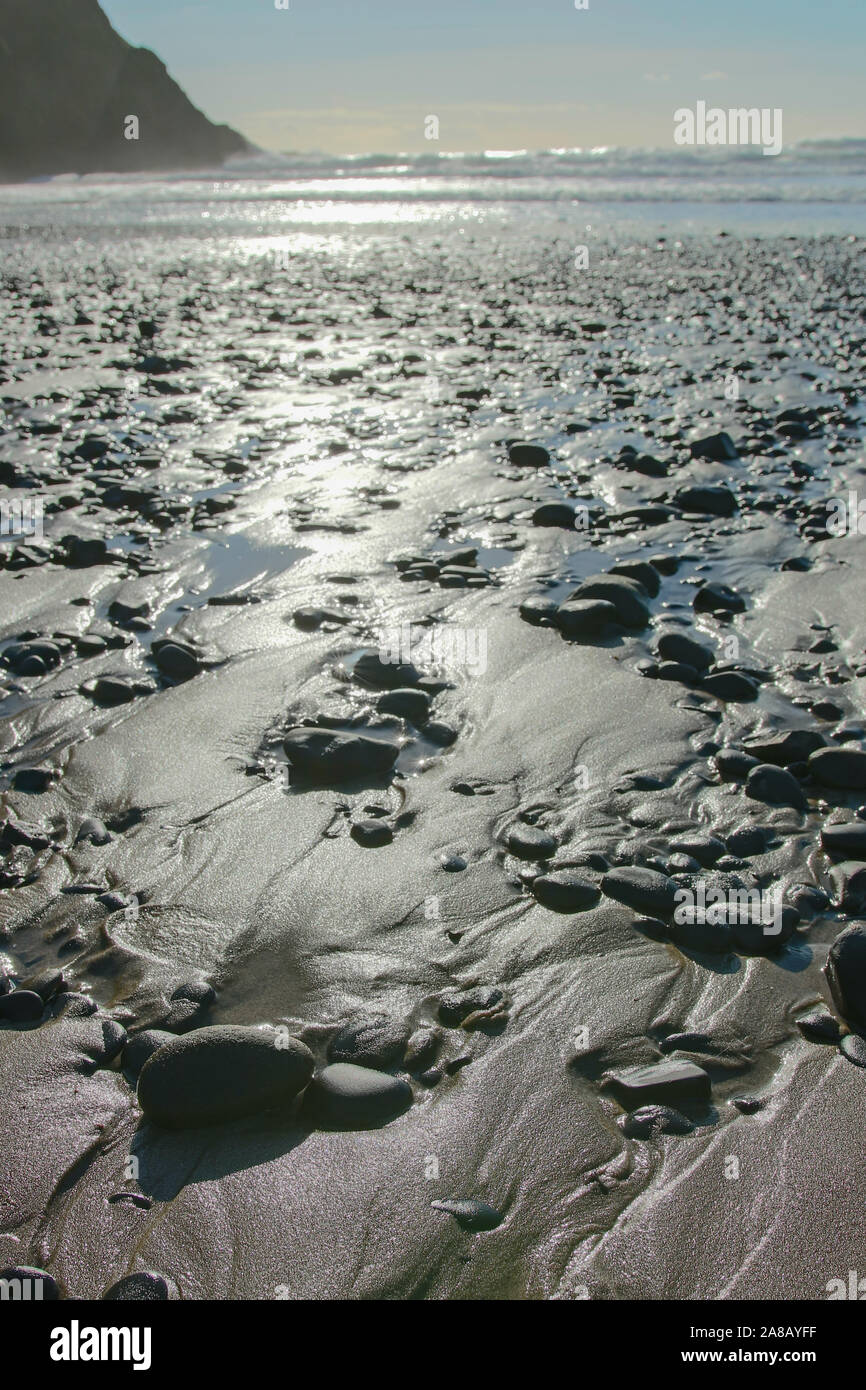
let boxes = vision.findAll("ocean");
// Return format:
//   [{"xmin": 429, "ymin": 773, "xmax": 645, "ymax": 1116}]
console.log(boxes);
[{"xmin": 1, "ymin": 140, "xmax": 865, "ymax": 245}]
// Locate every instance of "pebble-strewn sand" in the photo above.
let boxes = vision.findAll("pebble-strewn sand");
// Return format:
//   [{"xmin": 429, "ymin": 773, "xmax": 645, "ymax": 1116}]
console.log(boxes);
[{"xmin": 1, "ymin": 225, "xmax": 865, "ymax": 1299}]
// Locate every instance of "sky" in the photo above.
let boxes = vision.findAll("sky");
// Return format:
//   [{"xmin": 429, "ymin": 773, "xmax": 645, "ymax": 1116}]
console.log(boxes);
[{"xmin": 101, "ymin": 0, "xmax": 866, "ymax": 155}]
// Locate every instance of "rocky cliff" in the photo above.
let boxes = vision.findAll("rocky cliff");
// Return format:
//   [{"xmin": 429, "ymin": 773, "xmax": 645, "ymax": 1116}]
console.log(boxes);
[{"xmin": 0, "ymin": 0, "xmax": 252, "ymax": 180}]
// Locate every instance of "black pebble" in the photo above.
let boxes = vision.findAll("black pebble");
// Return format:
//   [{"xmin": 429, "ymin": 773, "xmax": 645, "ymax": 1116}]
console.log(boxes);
[
  {"xmin": 351, "ymin": 819, "xmax": 393, "ymax": 847},
  {"xmin": 505, "ymin": 824, "xmax": 556, "ymax": 860},
  {"xmin": 715, "ymin": 749, "xmax": 760, "ymax": 782},
  {"xmin": 122, "ymin": 1029, "xmax": 175, "ymax": 1078},
  {"xmin": 0, "ymin": 989, "xmax": 44, "ymax": 1022},
  {"xmin": 376, "ymin": 688, "xmax": 431, "ymax": 722},
  {"xmin": 531, "ymin": 871, "xmax": 600, "ymax": 913},
  {"xmin": 746, "ymin": 763, "xmax": 807, "ymax": 811},
  {"xmin": 0, "ymin": 1266, "xmax": 59, "ymax": 1299},
  {"xmin": 103, "ymin": 1271, "xmax": 175, "ymax": 1301},
  {"xmin": 824, "ymin": 925, "xmax": 866, "ymax": 1033},
  {"xmin": 796, "ymin": 1011, "xmax": 841, "ymax": 1044}
]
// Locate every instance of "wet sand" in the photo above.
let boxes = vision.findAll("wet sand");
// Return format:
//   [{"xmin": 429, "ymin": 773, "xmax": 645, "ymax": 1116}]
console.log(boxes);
[{"xmin": 1, "ymin": 224, "xmax": 865, "ymax": 1299}]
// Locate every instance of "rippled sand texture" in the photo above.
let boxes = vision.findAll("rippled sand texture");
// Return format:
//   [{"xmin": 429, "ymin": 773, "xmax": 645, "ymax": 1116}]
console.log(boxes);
[{"xmin": 1, "ymin": 225, "xmax": 864, "ymax": 1299}]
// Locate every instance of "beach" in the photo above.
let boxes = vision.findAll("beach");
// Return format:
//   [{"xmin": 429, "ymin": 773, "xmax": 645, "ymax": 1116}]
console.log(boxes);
[{"xmin": 1, "ymin": 150, "xmax": 866, "ymax": 1299}]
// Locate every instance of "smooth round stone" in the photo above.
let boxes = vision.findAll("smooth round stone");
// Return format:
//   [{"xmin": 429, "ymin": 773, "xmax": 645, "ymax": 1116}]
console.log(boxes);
[
  {"xmin": 700, "ymin": 671, "xmax": 759, "ymax": 702},
  {"xmin": 821, "ymin": 821, "xmax": 866, "ymax": 858},
  {"xmin": 352, "ymin": 650, "xmax": 421, "ymax": 690},
  {"xmin": 16, "ymin": 654, "xmax": 47, "ymax": 676},
  {"xmin": 96, "ymin": 1018, "xmax": 129, "ymax": 1064},
  {"xmin": 90, "ymin": 676, "xmax": 137, "ymax": 706},
  {"xmin": 824, "ymin": 925, "xmax": 866, "ymax": 1033},
  {"xmin": 725, "ymin": 824, "xmax": 769, "ymax": 857},
  {"xmin": 531, "ymin": 871, "xmax": 600, "ymax": 913},
  {"xmin": 571, "ymin": 574, "xmax": 650, "ymax": 628},
  {"xmin": 351, "ymin": 819, "xmax": 393, "ymax": 847},
  {"xmin": 609, "ymin": 561, "xmax": 661, "ymax": 597},
  {"xmin": 812, "ymin": 701, "xmax": 844, "ymax": 721},
  {"xmin": 376, "ymin": 687, "xmax": 431, "ymax": 722},
  {"xmin": 305, "ymin": 1063, "xmax": 412, "ymax": 1128},
  {"xmin": 160, "ymin": 998, "xmax": 203, "ymax": 1033},
  {"xmin": 76, "ymin": 633, "xmax": 108, "ymax": 656},
  {"xmin": 730, "ymin": 905, "xmax": 799, "ymax": 955},
  {"xmin": 327, "ymin": 1017, "xmax": 410, "ymax": 1069},
  {"xmin": 840, "ymin": 1033, "xmax": 866, "ymax": 1067},
  {"xmin": 292, "ymin": 606, "xmax": 348, "ymax": 631},
  {"xmin": 829, "ymin": 861, "xmax": 866, "ymax": 914},
  {"xmin": 649, "ymin": 553, "xmax": 680, "ymax": 576},
  {"xmin": 425, "ymin": 720, "xmax": 457, "ymax": 747},
  {"xmin": 554, "ymin": 599, "xmax": 618, "ymax": 637},
  {"xmin": 673, "ymin": 915, "xmax": 734, "ymax": 954},
  {"xmin": 809, "ymin": 746, "xmax": 866, "ymax": 789},
  {"xmin": 171, "ymin": 980, "xmax": 216, "ymax": 1007},
  {"xmin": 796, "ymin": 1011, "xmax": 841, "ymax": 1044},
  {"xmin": 76, "ymin": 816, "xmax": 111, "ymax": 846},
  {"xmin": 519, "ymin": 596, "xmax": 559, "ymax": 626},
  {"xmin": 532, "ymin": 502, "xmax": 578, "ymax": 528},
  {"xmin": 14, "ymin": 639, "xmax": 62, "ymax": 669},
  {"xmin": 505, "ymin": 824, "xmax": 557, "ymax": 860},
  {"xmin": 404, "ymin": 1027, "xmax": 442, "ymax": 1071},
  {"xmin": 103, "ymin": 1271, "xmax": 177, "ymax": 1301},
  {"xmin": 658, "ymin": 661, "xmax": 698, "ymax": 685},
  {"xmin": 0, "ymin": 1266, "xmax": 59, "ymax": 1299},
  {"xmin": 137, "ymin": 1025, "xmax": 314, "ymax": 1129},
  {"xmin": 621, "ymin": 451, "xmax": 667, "ymax": 477},
  {"xmin": 669, "ymin": 835, "xmax": 726, "ymax": 867},
  {"xmin": 51, "ymin": 992, "xmax": 98, "ymax": 1019},
  {"xmin": 601, "ymin": 866, "xmax": 679, "ymax": 919},
  {"xmin": 152, "ymin": 641, "xmax": 200, "ymax": 680},
  {"xmin": 746, "ymin": 763, "xmax": 807, "ymax": 810},
  {"xmin": 693, "ymin": 581, "xmax": 746, "ymax": 614},
  {"xmin": 0, "ymin": 989, "xmax": 44, "ymax": 1022},
  {"xmin": 715, "ymin": 749, "xmax": 760, "ymax": 782},
  {"xmin": 667, "ymin": 852, "xmax": 702, "ymax": 874},
  {"xmin": 108, "ymin": 598, "xmax": 150, "ymax": 624},
  {"xmin": 656, "ymin": 631, "xmax": 713, "ymax": 670},
  {"xmin": 122, "ymin": 1029, "xmax": 175, "ymax": 1079},
  {"xmin": 787, "ymin": 883, "xmax": 829, "ymax": 917},
  {"xmin": 509, "ymin": 442, "xmax": 549, "ymax": 468}
]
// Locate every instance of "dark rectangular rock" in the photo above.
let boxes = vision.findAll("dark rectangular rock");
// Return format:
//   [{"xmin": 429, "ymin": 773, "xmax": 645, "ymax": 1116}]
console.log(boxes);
[{"xmin": 607, "ymin": 1059, "xmax": 711, "ymax": 1108}]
